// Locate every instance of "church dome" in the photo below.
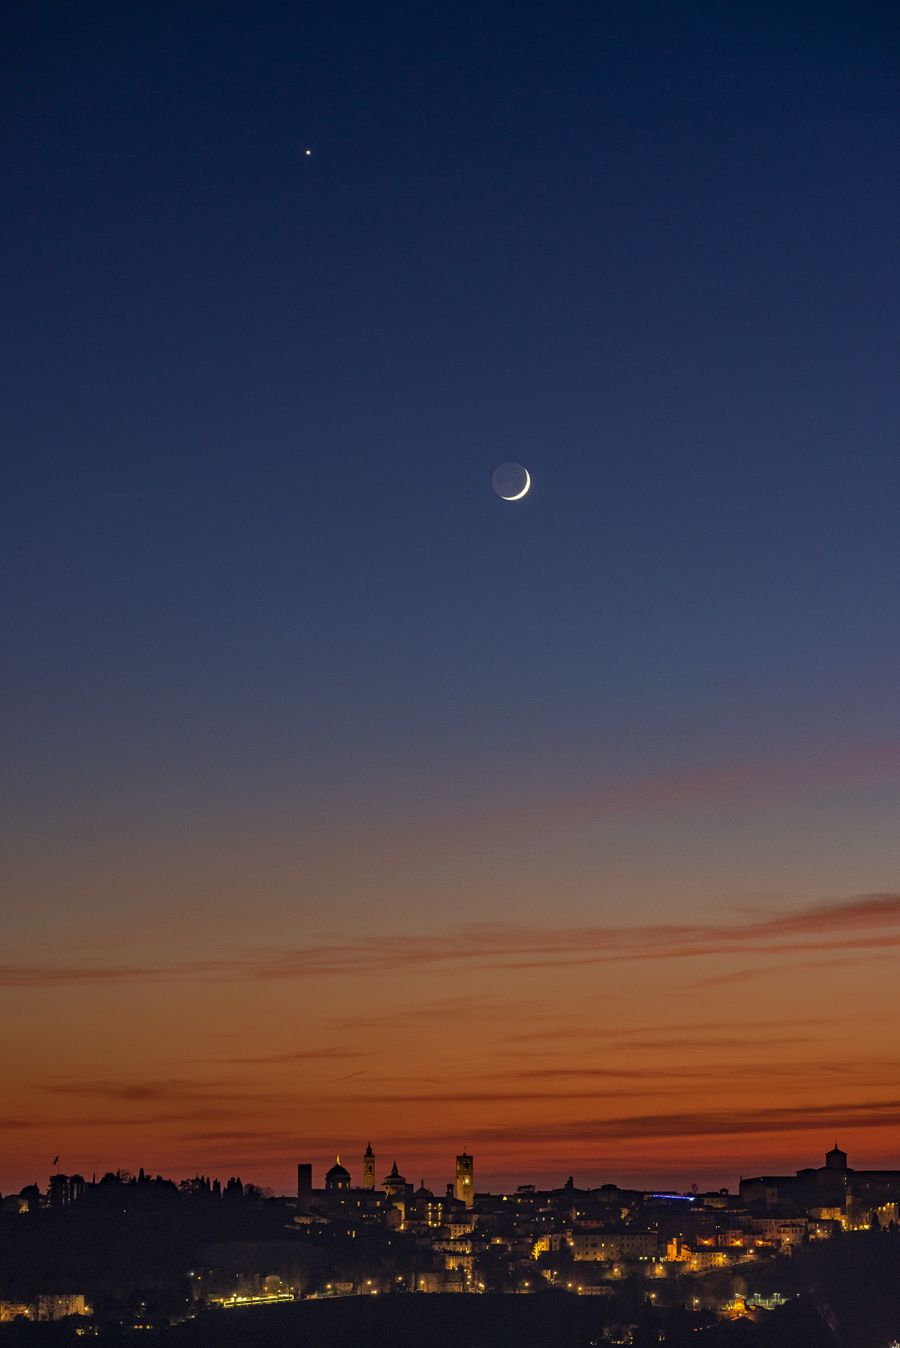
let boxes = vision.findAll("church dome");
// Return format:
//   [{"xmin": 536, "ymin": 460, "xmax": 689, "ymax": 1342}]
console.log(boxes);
[
  {"xmin": 382, "ymin": 1160, "xmax": 407, "ymax": 1192},
  {"xmin": 325, "ymin": 1157, "xmax": 351, "ymax": 1190}
]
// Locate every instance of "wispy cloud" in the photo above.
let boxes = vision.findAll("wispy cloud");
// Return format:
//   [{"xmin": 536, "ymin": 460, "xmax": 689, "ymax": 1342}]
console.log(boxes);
[
  {"xmin": 591, "ymin": 1035, "xmax": 819, "ymax": 1052},
  {"xmin": 317, "ymin": 1086, "xmax": 669, "ymax": 1107},
  {"xmin": 462, "ymin": 1098, "xmax": 900, "ymax": 1146},
  {"xmin": 389, "ymin": 740, "xmax": 900, "ymax": 855},
  {"xmin": 0, "ymin": 960, "xmax": 224, "ymax": 989},
  {"xmin": 143, "ymin": 1096, "xmax": 900, "ymax": 1161},
  {"xmin": 209, "ymin": 1047, "xmax": 365, "ymax": 1066},
  {"xmin": 495, "ymin": 1060, "xmax": 837, "ymax": 1086},
  {"xmin": 496, "ymin": 1064, "xmax": 655, "ymax": 1079},
  {"xmin": 543, "ymin": 742, "xmax": 900, "ymax": 830},
  {"xmin": 331, "ymin": 994, "xmax": 532, "ymax": 1031},
  {"xmin": 689, "ymin": 952, "xmax": 895, "ymax": 989},
  {"xmin": 32, "ymin": 1078, "xmax": 299, "ymax": 1109},
  {"xmin": 2, "ymin": 891, "xmax": 898, "ymax": 987}
]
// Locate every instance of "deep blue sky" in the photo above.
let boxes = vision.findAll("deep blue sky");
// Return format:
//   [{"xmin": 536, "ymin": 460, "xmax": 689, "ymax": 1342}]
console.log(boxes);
[{"xmin": 4, "ymin": 0, "xmax": 899, "ymax": 851}]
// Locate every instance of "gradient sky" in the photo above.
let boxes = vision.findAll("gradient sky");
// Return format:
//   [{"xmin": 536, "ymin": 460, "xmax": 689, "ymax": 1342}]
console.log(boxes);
[{"xmin": 2, "ymin": 0, "xmax": 899, "ymax": 1195}]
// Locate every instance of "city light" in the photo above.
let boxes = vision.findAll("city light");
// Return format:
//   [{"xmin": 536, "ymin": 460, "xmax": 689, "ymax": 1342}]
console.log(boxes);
[{"xmin": 3, "ymin": 1142, "xmax": 892, "ymax": 1329}]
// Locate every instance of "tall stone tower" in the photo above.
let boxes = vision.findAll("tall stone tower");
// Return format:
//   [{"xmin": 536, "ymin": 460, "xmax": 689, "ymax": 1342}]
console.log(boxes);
[
  {"xmin": 363, "ymin": 1142, "xmax": 375, "ymax": 1190},
  {"xmin": 455, "ymin": 1152, "xmax": 474, "ymax": 1208},
  {"xmin": 297, "ymin": 1163, "xmax": 312, "ymax": 1209}
]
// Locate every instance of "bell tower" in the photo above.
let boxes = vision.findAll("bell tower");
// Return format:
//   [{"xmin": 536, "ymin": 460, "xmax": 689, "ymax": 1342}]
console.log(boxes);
[
  {"xmin": 455, "ymin": 1152, "xmax": 474, "ymax": 1208},
  {"xmin": 363, "ymin": 1141, "xmax": 375, "ymax": 1190}
]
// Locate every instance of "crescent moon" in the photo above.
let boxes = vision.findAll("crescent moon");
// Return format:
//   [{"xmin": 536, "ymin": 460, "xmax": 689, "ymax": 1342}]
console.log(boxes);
[{"xmin": 502, "ymin": 468, "xmax": 531, "ymax": 501}]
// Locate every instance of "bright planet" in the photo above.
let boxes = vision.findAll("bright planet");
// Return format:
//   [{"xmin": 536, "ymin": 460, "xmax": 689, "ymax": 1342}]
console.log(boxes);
[{"xmin": 492, "ymin": 462, "xmax": 531, "ymax": 500}]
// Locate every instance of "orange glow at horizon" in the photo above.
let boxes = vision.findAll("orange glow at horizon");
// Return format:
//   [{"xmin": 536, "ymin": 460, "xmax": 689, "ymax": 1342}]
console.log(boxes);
[{"xmin": 3, "ymin": 880, "xmax": 900, "ymax": 1195}]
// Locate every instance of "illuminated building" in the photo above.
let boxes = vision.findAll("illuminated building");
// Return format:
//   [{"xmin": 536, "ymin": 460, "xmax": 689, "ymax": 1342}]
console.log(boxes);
[
  {"xmin": 455, "ymin": 1153, "xmax": 474, "ymax": 1209},
  {"xmin": 739, "ymin": 1144, "xmax": 900, "ymax": 1215},
  {"xmin": 10, "ymin": 1144, "xmax": 896, "ymax": 1310},
  {"xmin": 686, "ymin": 1248, "xmax": 730, "ymax": 1271},
  {"xmin": 36, "ymin": 1295, "xmax": 90, "ymax": 1322},
  {"xmin": 1, "ymin": 1295, "xmax": 92, "ymax": 1323},
  {"xmin": 748, "ymin": 1217, "xmax": 808, "ymax": 1250},
  {"xmin": 382, "ymin": 1160, "xmax": 409, "ymax": 1198},
  {"xmin": 0, "ymin": 1303, "xmax": 34, "ymax": 1323},
  {"xmin": 324, "ymin": 1157, "xmax": 351, "ymax": 1191},
  {"xmin": 570, "ymin": 1231, "xmax": 658, "ymax": 1261}
]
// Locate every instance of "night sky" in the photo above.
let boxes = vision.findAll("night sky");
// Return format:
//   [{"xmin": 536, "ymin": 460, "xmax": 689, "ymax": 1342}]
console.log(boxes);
[{"xmin": 3, "ymin": 0, "xmax": 899, "ymax": 1193}]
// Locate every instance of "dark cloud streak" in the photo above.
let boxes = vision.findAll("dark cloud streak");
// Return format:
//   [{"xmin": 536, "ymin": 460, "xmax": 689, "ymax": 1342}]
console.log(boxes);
[{"xmin": 2, "ymin": 892, "xmax": 898, "ymax": 988}]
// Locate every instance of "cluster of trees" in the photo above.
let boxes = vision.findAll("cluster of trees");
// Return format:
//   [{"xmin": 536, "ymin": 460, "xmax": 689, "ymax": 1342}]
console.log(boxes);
[{"xmin": 0, "ymin": 1169, "xmax": 278, "ymax": 1311}]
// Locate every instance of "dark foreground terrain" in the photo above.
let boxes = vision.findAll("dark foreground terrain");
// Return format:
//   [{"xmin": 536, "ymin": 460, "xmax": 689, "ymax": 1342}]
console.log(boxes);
[
  {"xmin": 0, "ymin": 1292, "xmax": 846, "ymax": 1348},
  {"xmin": 4, "ymin": 1230, "xmax": 900, "ymax": 1345}
]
